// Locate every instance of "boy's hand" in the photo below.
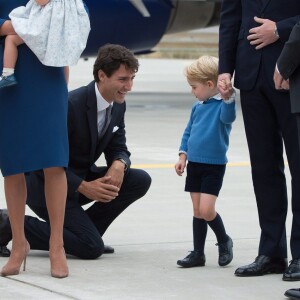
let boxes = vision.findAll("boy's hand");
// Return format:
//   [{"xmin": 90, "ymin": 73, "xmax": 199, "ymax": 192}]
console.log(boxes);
[
  {"xmin": 218, "ymin": 79, "xmax": 227, "ymax": 89},
  {"xmin": 175, "ymin": 160, "xmax": 186, "ymax": 176},
  {"xmin": 218, "ymin": 75, "xmax": 233, "ymax": 100}
]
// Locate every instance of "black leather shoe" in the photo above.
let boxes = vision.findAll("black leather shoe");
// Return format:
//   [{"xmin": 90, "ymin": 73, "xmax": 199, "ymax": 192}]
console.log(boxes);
[
  {"xmin": 103, "ymin": 245, "xmax": 114, "ymax": 254},
  {"xmin": 177, "ymin": 251, "xmax": 206, "ymax": 268},
  {"xmin": 283, "ymin": 259, "xmax": 300, "ymax": 281},
  {"xmin": 0, "ymin": 245, "xmax": 10, "ymax": 257},
  {"xmin": 0, "ymin": 209, "xmax": 12, "ymax": 247},
  {"xmin": 216, "ymin": 236, "xmax": 233, "ymax": 266},
  {"xmin": 234, "ymin": 255, "xmax": 287, "ymax": 277},
  {"xmin": 284, "ymin": 288, "xmax": 300, "ymax": 299}
]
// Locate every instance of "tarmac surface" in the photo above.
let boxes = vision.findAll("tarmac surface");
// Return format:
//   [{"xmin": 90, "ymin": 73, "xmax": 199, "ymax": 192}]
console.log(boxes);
[{"xmin": 0, "ymin": 57, "xmax": 295, "ymax": 300}]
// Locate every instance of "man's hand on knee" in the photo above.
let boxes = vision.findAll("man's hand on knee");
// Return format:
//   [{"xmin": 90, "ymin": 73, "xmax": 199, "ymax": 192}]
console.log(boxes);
[
  {"xmin": 77, "ymin": 176, "xmax": 119, "ymax": 203},
  {"xmin": 105, "ymin": 160, "xmax": 126, "ymax": 188}
]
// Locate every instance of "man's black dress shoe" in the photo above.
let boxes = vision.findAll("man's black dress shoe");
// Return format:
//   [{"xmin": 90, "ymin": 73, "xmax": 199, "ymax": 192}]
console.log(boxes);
[
  {"xmin": 177, "ymin": 251, "xmax": 206, "ymax": 268},
  {"xmin": 234, "ymin": 255, "xmax": 287, "ymax": 276},
  {"xmin": 284, "ymin": 288, "xmax": 300, "ymax": 299},
  {"xmin": 283, "ymin": 259, "xmax": 300, "ymax": 281},
  {"xmin": 216, "ymin": 236, "xmax": 233, "ymax": 266},
  {"xmin": 0, "ymin": 245, "xmax": 10, "ymax": 257},
  {"xmin": 103, "ymin": 245, "xmax": 114, "ymax": 254},
  {"xmin": 0, "ymin": 209, "xmax": 12, "ymax": 247}
]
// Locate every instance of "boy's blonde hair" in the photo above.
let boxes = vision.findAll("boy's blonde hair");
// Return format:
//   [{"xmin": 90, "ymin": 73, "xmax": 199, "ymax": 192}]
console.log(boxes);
[{"xmin": 185, "ymin": 55, "xmax": 219, "ymax": 84}]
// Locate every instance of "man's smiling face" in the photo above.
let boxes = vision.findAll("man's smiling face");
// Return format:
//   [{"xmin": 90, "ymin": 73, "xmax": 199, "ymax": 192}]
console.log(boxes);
[{"xmin": 98, "ymin": 64, "xmax": 136, "ymax": 104}]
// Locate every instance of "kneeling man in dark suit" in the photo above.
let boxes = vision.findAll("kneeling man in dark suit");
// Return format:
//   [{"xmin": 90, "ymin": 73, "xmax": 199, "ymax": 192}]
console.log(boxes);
[{"xmin": 0, "ymin": 44, "xmax": 152, "ymax": 259}]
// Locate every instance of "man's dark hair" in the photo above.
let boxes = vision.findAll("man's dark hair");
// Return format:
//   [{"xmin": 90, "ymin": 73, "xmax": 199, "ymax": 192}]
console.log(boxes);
[{"xmin": 93, "ymin": 44, "xmax": 139, "ymax": 82}]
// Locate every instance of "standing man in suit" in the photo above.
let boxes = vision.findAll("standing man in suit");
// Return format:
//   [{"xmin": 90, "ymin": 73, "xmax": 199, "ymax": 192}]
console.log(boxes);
[
  {"xmin": 218, "ymin": 0, "xmax": 300, "ymax": 280},
  {"xmin": 0, "ymin": 44, "xmax": 152, "ymax": 260},
  {"xmin": 274, "ymin": 21, "xmax": 300, "ymax": 114},
  {"xmin": 274, "ymin": 21, "xmax": 300, "ymax": 298}
]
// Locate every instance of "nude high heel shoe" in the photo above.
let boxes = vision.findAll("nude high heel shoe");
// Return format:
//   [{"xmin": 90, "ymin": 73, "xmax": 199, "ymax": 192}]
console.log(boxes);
[
  {"xmin": 0, "ymin": 240, "xmax": 30, "ymax": 276},
  {"xmin": 50, "ymin": 247, "xmax": 69, "ymax": 278}
]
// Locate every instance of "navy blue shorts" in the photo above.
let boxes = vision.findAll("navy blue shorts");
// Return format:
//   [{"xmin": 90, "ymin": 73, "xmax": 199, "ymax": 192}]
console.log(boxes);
[{"xmin": 185, "ymin": 162, "xmax": 226, "ymax": 196}]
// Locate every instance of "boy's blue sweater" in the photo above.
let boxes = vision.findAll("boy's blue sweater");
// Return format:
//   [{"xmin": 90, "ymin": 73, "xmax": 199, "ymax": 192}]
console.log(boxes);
[{"xmin": 179, "ymin": 97, "xmax": 236, "ymax": 164}]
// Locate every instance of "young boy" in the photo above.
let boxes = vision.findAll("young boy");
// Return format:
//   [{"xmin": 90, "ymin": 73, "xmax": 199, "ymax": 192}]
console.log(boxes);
[{"xmin": 175, "ymin": 55, "xmax": 236, "ymax": 268}]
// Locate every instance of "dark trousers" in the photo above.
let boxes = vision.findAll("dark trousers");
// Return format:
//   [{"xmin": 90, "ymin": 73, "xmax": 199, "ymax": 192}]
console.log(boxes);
[
  {"xmin": 24, "ymin": 168, "xmax": 151, "ymax": 259},
  {"xmin": 240, "ymin": 68, "xmax": 300, "ymax": 259}
]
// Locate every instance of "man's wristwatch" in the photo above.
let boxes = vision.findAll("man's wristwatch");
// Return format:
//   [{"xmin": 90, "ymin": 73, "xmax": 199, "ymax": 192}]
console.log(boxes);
[
  {"xmin": 117, "ymin": 158, "xmax": 128, "ymax": 171},
  {"xmin": 274, "ymin": 25, "xmax": 280, "ymax": 38}
]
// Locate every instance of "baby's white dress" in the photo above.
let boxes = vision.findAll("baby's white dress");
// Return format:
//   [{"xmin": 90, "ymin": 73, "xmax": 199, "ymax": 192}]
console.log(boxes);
[{"xmin": 9, "ymin": 0, "xmax": 90, "ymax": 67}]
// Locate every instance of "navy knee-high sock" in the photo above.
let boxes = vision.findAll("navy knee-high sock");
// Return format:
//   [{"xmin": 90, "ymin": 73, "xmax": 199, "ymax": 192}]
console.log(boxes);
[
  {"xmin": 193, "ymin": 217, "xmax": 207, "ymax": 254},
  {"xmin": 207, "ymin": 213, "xmax": 228, "ymax": 244}
]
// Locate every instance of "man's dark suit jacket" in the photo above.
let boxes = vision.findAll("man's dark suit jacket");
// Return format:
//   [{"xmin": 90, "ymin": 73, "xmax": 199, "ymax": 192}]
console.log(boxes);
[
  {"xmin": 219, "ymin": 0, "xmax": 300, "ymax": 91},
  {"xmin": 27, "ymin": 81, "xmax": 131, "ymax": 207},
  {"xmin": 277, "ymin": 22, "xmax": 300, "ymax": 113}
]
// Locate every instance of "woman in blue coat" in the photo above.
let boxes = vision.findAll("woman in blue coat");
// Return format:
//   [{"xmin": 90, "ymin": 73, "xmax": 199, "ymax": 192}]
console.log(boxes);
[{"xmin": 0, "ymin": 1, "xmax": 69, "ymax": 278}]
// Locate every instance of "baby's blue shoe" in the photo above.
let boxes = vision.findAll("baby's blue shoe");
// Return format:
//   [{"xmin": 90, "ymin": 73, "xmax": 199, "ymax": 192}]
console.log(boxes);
[{"xmin": 0, "ymin": 74, "xmax": 17, "ymax": 89}]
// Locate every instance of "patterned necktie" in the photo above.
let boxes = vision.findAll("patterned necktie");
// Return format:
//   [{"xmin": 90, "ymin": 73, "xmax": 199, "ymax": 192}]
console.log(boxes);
[{"xmin": 98, "ymin": 105, "xmax": 112, "ymax": 139}]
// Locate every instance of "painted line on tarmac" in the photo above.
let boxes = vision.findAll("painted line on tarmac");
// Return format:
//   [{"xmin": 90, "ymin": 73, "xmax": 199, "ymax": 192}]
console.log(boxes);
[{"xmin": 132, "ymin": 161, "xmax": 251, "ymax": 169}]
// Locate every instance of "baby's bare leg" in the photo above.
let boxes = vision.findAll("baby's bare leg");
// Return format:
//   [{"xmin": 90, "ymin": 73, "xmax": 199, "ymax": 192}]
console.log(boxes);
[
  {"xmin": 4, "ymin": 35, "xmax": 24, "ymax": 69},
  {"xmin": 0, "ymin": 20, "xmax": 16, "ymax": 36},
  {"xmin": 0, "ymin": 23, "xmax": 22, "ymax": 87},
  {"xmin": 35, "ymin": 0, "xmax": 50, "ymax": 6}
]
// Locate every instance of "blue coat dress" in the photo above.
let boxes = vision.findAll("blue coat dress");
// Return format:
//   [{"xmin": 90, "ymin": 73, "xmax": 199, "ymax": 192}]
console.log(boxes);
[{"xmin": 0, "ymin": 0, "xmax": 69, "ymax": 176}]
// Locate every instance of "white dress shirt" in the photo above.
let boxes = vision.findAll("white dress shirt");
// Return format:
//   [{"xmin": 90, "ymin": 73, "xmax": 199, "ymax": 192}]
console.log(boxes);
[{"xmin": 95, "ymin": 83, "xmax": 113, "ymax": 135}]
